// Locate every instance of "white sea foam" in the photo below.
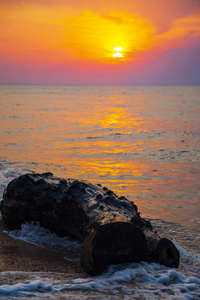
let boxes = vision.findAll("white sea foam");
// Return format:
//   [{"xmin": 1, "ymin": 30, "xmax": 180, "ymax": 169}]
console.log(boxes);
[
  {"xmin": 0, "ymin": 280, "xmax": 53, "ymax": 297},
  {"xmin": 4, "ymin": 221, "xmax": 81, "ymax": 253},
  {"xmin": 0, "ymin": 262, "xmax": 199, "ymax": 299},
  {"xmin": 2, "ymin": 220, "xmax": 200, "ymax": 299}
]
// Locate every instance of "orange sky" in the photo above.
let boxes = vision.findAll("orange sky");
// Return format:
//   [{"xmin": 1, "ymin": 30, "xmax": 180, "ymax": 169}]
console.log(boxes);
[{"xmin": 0, "ymin": 0, "xmax": 200, "ymax": 84}]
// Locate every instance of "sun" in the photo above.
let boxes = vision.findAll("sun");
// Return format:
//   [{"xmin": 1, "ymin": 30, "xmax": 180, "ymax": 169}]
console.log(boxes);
[
  {"xmin": 113, "ymin": 46, "xmax": 124, "ymax": 52},
  {"xmin": 113, "ymin": 52, "xmax": 123, "ymax": 58},
  {"xmin": 113, "ymin": 46, "xmax": 124, "ymax": 58}
]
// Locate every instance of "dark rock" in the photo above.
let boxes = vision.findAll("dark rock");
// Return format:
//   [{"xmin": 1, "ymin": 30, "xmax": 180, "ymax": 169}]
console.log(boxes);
[
  {"xmin": 0, "ymin": 172, "xmax": 180, "ymax": 274},
  {"xmin": 1, "ymin": 172, "xmax": 141, "ymax": 240},
  {"xmin": 156, "ymin": 238, "xmax": 180, "ymax": 268},
  {"xmin": 81, "ymin": 222, "xmax": 147, "ymax": 275}
]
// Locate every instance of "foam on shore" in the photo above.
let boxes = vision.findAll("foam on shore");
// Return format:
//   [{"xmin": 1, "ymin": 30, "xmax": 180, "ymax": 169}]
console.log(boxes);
[
  {"xmin": 4, "ymin": 221, "xmax": 81, "ymax": 253},
  {"xmin": 0, "ymin": 262, "xmax": 199, "ymax": 299}
]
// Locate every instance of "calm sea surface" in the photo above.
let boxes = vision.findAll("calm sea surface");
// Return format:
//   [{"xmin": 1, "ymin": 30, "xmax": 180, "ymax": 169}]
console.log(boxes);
[{"xmin": 0, "ymin": 85, "xmax": 200, "ymax": 299}]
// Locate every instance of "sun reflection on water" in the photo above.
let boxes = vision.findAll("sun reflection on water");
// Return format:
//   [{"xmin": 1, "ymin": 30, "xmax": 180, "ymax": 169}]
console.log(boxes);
[{"xmin": 1, "ymin": 85, "xmax": 199, "ymax": 226}]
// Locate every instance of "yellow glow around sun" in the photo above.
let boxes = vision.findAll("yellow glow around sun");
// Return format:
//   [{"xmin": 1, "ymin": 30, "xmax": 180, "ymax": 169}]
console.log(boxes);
[{"xmin": 65, "ymin": 11, "xmax": 154, "ymax": 63}]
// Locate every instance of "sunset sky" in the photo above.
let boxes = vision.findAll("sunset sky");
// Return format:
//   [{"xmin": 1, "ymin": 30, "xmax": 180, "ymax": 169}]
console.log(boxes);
[{"xmin": 1, "ymin": 0, "xmax": 200, "ymax": 85}]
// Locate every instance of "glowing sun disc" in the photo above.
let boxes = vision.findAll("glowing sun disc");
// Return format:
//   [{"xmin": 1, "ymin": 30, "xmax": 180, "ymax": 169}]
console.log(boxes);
[
  {"xmin": 113, "ymin": 52, "xmax": 123, "ymax": 58},
  {"xmin": 114, "ymin": 46, "xmax": 124, "ymax": 52}
]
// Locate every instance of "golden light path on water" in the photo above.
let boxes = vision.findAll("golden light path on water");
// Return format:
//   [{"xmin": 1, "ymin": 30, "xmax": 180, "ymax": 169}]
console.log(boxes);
[{"xmin": 0, "ymin": 85, "xmax": 199, "ymax": 228}]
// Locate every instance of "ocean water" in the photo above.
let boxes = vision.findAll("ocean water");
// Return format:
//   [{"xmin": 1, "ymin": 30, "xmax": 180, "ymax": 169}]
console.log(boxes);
[{"xmin": 0, "ymin": 85, "xmax": 199, "ymax": 299}]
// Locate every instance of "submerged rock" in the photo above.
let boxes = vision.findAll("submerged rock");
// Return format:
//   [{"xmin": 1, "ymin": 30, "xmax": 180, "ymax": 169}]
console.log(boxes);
[{"xmin": 0, "ymin": 172, "xmax": 180, "ymax": 274}]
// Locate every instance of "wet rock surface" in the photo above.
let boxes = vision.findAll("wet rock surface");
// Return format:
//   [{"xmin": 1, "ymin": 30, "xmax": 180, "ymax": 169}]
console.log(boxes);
[{"xmin": 0, "ymin": 172, "xmax": 180, "ymax": 274}]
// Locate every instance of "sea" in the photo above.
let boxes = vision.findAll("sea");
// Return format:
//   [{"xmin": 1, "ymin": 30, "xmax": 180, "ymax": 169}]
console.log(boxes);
[{"xmin": 0, "ymin": 85, "xmax": 199, "ymax": 299}]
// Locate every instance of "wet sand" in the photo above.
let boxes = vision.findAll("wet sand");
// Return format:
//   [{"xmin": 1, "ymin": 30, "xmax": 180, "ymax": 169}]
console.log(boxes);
[{"xmin": 0, "ymin": 218, "xmax": 86, "ymax": 276}]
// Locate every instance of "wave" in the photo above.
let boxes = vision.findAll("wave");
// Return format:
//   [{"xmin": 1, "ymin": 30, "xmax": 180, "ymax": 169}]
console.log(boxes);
[
  {"xmin": 0, "ymin": 261, "xmax": 199, "ymax": 299},
  {"xmin": 2, "ymin": 221, "xmax": 200, "ymax": 299},
  {"xmin": 4, "ymin": 221, "xmax": 81, "ymax": 254}
]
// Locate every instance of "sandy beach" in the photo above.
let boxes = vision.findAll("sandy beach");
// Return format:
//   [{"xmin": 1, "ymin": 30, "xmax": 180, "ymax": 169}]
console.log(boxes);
[{"xmin": 0, "ymin": 218, "xmax": 86, "ymax": 279}]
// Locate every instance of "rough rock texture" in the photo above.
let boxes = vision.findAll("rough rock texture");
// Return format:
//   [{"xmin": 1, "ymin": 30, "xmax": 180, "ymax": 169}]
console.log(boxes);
[
  {"xmin": 0, "ymin": 172, "xmax": 180, "ymax": 274},
  {"xmin": 0, "ymin": 172, "xmax": 147, "ymax": 240}
]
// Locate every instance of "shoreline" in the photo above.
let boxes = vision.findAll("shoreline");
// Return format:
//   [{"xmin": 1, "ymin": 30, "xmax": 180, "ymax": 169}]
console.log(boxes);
[{"xmin": 0, "ymin": 218, "xmax": 86, "ymax": 276}]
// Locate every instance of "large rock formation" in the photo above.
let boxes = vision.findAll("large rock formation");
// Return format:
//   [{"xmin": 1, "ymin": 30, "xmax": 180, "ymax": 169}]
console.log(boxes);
[{"xmin": 0, "ymin": 172, "xmax": 180, "ymax": 274}]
